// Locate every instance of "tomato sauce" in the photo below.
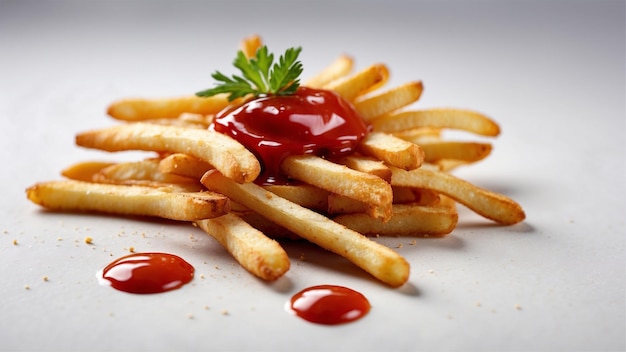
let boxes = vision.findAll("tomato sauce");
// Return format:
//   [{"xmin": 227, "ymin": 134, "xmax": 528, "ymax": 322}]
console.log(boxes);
[
  {"xmin": 212, "ymin": 87, "xmax": 368, "ymax": 184},
  {"xmin": 98, "ymin": 252, "xmax": 194, "ymax": 294},
  {"xmin": 287, "ymin": 285, "xmax": 371, "ymax": 325}
]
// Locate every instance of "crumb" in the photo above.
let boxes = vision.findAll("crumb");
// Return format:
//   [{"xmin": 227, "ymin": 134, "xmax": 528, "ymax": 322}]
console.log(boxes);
[
  {"xmin": 475, "ymin": 302, "xmax": 481, "ymax": 307},
  {"xmin": 203, "ymin": 305, "xmax": 210, "ymax": 310},
  {"xmin": 12, "ymin": 239, "xmax": 18, "ymax": 245},
  {"xmin": 514, "ymin": 304, "xmax": 522, "ymax": 310},
  {"xmin": 57, "ymin": 237, "xmax": 63, "ymax": 241},
  {"xmin": 214, "ymin": 265, "xmax": 220, "ymax": 270},
  {"xmin": 200, "ymin": 274, "xmax": 205, "ymax": 279},
  {"xmin": 187, "ymin": 313, "xmax": 194, "ymax": 319},
  {"xmin": 42, "ymin": 276, "xmax": 49, "ymax": 282},
  {"xmin": 428, "ymin": 269, "xmax": 434, "ymax": 274},
  {"xmin": 264, "ymin": 191, "xmax": 273, "ymax": 199},
  {"xmin": 128, "ymin": 246, "xmax": 135, "ymax": 253},
  {"xmin": 221, "ymin": 309, "xmax": 229, "ymax": 316},
  {"xmin": 24, "ymin": 285, "xmax": 30, "ymax": 290},
  {"xmin": 410, "ymin": 240, "xmax": 417, "ymax": 245},
  {"xmin": 3, "ymin": 229, "xmax": 8, "ymax": 234},
  {"xmin": 396, "ymin": 243, "xmax": 403, "ymax": 249},
  {"xmin": 298, "ymin": 253, "xmax": 306, "ymax": 261},
  {"xmin": 84, "ymin": 236, "xmax": 93, "ymax": 245}
]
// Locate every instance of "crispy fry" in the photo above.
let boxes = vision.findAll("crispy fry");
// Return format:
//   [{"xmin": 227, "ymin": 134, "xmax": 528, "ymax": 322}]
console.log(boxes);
[
  {"xmin": 158, "ymin": 153, "xmax": 213, "ymax": 180},
  {"xmin": 240, "ymin": 35, "xmax": 263, "ymax": 58},
  {"xmin": 371, "ymin": 108, "xmax": 500, "ymax": 136},
  {"xmin": 195, "ymin": 213, "xmax": 289, "ymax": 281},
  {"xmin": 61, "ymin": 161, "xmax": 115, "ymax": 182},
  {"xmin": 263, "ymin": 184, "xmax": 329, "ymax": 212},
  {"xmin": 390, "ymin": 167, "xmax": 525, "ymax": 225},
  {"xmin": 93, "ymin": 159, "xmax": 198, "ymax": 186},
  {"xmin": 75, "ymin": 123, "xmax": 260, "ymax": 183},
  {"xmin": 281, "ymin": 155, "xmax": 393, "ymax": 220},
  {"xmin": 26, "ymin": 180, "xmax": 229, "ymax": 221},
  {"xmin": 392, "ymin": 186, "xmax": 440, "ymax": 205},
  {"xmin": 354, "ymin": 81, "xmax": 423, "ymax": 121},
  {"xmin": 306, "ymin": 55, "xmax": 354, "ymax": 89},
  {"xmin": 200, "ymin": 171, "xmax": 410, "ymax": 287},
  {"xmin": 358, "ymin": 132, "xmax": 424, "ymax": 170},
  {"xmin": 107, "ymin": 95, "xmax": 229, "ymax": 121},
  {"xmin": 333, "ymin": 155, "xmax": 391, "ymax": 182},
  {"xmin": 334, "ymin": 203, "xmax": 458, "ymax": 237},
  {"xmin": 417, "ymin": 140, "xmax": 492, "ymax": 163},
  {"xmin": 325, "ymin": 64, "xmax": 388, "ymax": 101}
]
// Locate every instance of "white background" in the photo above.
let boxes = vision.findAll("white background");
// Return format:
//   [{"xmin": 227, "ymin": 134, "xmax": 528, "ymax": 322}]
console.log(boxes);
[{"xmin": 1, "ymin": 1, "xmax": 624, "ymax": 351}]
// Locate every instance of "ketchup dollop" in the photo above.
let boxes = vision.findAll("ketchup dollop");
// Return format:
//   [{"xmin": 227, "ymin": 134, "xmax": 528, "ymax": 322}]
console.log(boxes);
[
  {"xmin": 287, "ymin": 285, "xmax": 371, "ymax": 325},
  {"xmin": 212, "ymin": 87, "xmax": 368, "ymax": 184},
  {"xmin": 98, "ymin": 252, "xmax": 194, "ymax": 294}
]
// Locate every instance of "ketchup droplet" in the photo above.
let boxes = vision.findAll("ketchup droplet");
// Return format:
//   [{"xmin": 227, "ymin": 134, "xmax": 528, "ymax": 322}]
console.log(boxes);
[
  {"xmin": 287, "ymin": 285, "xmax": 371, "ymax": 325},
  {"xmin": 212, "ymin": 87, "xmax": 369, "ymax": 185},
  {"xmin": 98, "ymin": 252, "xmax": 194, "ymax": 294}
]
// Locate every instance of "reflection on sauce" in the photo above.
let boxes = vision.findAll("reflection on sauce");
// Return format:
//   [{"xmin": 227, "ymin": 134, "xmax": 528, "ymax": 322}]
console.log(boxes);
[
  {"xmin": 287, "ymin": 285, "xmax": 371, "ymax": 325},
  {"xmin": 98, "ymin": 252, "xmax": 194, "ymax": 294},
  {"xmin": 212, "ymin": 87, "xmax": 369, "ymax": 185}
]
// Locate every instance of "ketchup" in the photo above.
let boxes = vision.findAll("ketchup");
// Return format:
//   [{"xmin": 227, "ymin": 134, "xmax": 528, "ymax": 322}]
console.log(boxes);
[
  {"xmin": 287, "ymin": 285, "xmax": 371, "ymax": 325},
  {"xmin": 212, "ymin": 87, "xmax": 368, "ymax": 184},
  {"xmin": 98, "ymin": 252, "xmax": 194, "ymax": 294}
]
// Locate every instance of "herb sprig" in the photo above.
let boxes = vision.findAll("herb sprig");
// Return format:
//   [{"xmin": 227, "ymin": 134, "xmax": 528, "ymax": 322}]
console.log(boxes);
[{"xmin": 196, "ymin": 46, "xmax": 303, "ymax": 101}]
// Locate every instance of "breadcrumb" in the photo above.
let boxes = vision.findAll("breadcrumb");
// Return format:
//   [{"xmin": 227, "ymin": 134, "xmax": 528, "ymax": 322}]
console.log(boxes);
[
  {"xmin": 12, "ymin": 239, "xmax": 18, "ymax": 245},
  {"xmin": 42, "ymin": 276, "xmax": 49, "ymax": 282},
  {"xmin": 84, "ymin": 236, "xmax": 93, "ymax": 244}
]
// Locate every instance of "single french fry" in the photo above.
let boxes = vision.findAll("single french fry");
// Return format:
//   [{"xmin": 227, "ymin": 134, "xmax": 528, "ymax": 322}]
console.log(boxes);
[
  {"xmin": 325, "ymin": 64, "xmax": 388, "ymax": 102},
  {"xmin": 75, "ymin": 123, "xmax": 260, "ymax": 183},
  {"xmin": 392, "ymin": 127, "xmax": 442, "ymax": 142},
  {"xmin": 159, "ymin": 153, "xmax": 213, "ymax": 180},
  {"xmin": 371, "ymin": 108, "xmax": 500, "ymax": 136},
  {"xmin": 334, "ymin": 203, "xmax": 458, "ymax": 237},
  {"xmin": 327, "ymin": 194, "xmax": 368, "ymax": 215},
  {"xmin": 107, "ymin": 95, "xmax": 230, "ymax": 121},
  {"xmin": 61, "ymin": 161, "xmax": 115, "ymax": 182},
  {"xmin": 306, "ymin": 55, "xmax": 354, "ymax": 89},
  {"xmin": 353, "ymin": 81, "xmax": 423, "ymax": 122},
  {"xmin": 333, "ymin": 155, "xmax": 391, "ymax": 182},
  {"xmin": 263, "ymin": 184, "xmax": 329, "ymax": 212},
  {"xmin": 26, "ymin": 180, "xmax": 229, "ymax": 221},
  {"xmin": 94, "ymin": 159, "xmax": 198, "ymax": 185},
  {"xmin": 195, "ymin": 213, "xmax": 290, "ymax": 281},
  {"xmin": 390, "ymin": 167, "xmax": 525, "ymax": 225},
  {"xmin": 418, "ymin": 140, "xmax": 492, "ymax": 163},
  {"xmin": 392, "ymin": 186, "xmax": 440, "ymax": 205},
  {"xmin": 200, "ymin": 171, "xmax": 410, "ymax": 287},
  {"xmin": 241, "ymin": 35, "xmax": 263, "ymax": 58},
  {"xmin": 177, "ymin": 112, "xmax": 214, "ymax": 127},
  {"xmin": 281, "ymin": 155, "xmax": 393, "ymax": 220},
  {"xmin": 358, "ymin": 132, "xmax": 424, "ymax": 170}
]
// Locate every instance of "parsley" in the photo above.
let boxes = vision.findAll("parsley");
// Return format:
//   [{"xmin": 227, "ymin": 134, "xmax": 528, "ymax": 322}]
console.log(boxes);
[{"xmin": 196, "ymin": 46, "xmax": 303, "ymax": 101}]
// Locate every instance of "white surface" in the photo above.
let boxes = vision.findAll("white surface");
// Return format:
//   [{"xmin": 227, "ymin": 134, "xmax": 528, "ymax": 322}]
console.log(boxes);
[{"xmin": 1, "ymin": 1, "xmax": 624, "ymax": 351}]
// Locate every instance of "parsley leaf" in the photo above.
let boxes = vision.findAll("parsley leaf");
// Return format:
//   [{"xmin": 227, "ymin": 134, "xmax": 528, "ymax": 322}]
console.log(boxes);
[{"xmin": 196, "ymin": 46, "xmax": 303, "ymax": 101}]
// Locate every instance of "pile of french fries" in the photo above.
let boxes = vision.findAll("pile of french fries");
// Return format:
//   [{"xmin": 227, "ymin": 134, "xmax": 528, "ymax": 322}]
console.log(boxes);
[{"xmin": 26, "ymin": 36, "xmax": 525, "ymax": 287}]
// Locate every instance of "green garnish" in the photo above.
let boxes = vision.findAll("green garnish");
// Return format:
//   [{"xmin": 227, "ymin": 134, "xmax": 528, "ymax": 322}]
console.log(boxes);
[{"xmin": 196, "ymin": 46, "xmax": 303, "ymax": 101}]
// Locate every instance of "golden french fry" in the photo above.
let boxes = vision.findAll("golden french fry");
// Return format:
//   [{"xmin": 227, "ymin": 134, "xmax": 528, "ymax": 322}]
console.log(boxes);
[
  {"xmin": 195, "ymin": 213, "xmax": 290, "ymax": 281},
  {"xmin": 61, "ymin": 161, "xmax": 115, "ymax": 182},
  {"xmin": 263, "ymin": 184, "xmax": 329, "ymax": 212},
  {"xmin": 418, "ymin": 140, "xmax": 492, "ymax": 163},
  {"xmin": 94, "ymin": 159, "xmax": 198, "ymax": 186},
  {"xmin": 392, "ymin": 186, "xmax": 440, "ymax": 205},
  {"xmin": 371, "ymin": 108, "xmax": 500, "ymax": 136},
  {"xmin": 390, "ymin": 167, "xmax": 525, "ymax": 225},
  {"xmin": 325, "ymin": 64, "xmax": 388, "ymax": 101},
  {"xmin": 333, "ymin": 155, "xmax": 391, "ymax": 182},
  {"xmin": 158, "ymin": 153, "xmax": 213, "ymax": 180},
  {"xmin": 107, "ymin": 95, "xmax": 229, "ymax": 121},
  {"xmin": 200, "ymin": 171, "xmax": 410, "ymax": 287},
  {"xmin": 305, "ymin": 55, "xmax": 354, "ymax": 89},
  {"xmin": 281, "ymin": 155, "xmax": 393, "ymax": 220},
  {"xmin": 75, "ymin": 123, "xmax": 260, "ymax": 183},
  {"xmin": 358, "ymin": 132, "xmax": 424, "ymax": 170},
  {"xmin": 392, "ymin": 127, "xmax": 442, "ymax": 142},
  {"xmin": 334, "ymin": 203, "xmax": 458, "ymax": 237},
  {"xmin": 240, "ymin": 34, "xmax": 263, "ymax": 58},
  {"xmin": 354, "ymin": 81, "xmax": 423, "ymax": 121},
  {"xmin": 327, "ymin": 194, "xmax": 368, "ymax": 215},
  {"xmin": 26, "ymin": 180, "xmax": 229, "ymax": 221}
]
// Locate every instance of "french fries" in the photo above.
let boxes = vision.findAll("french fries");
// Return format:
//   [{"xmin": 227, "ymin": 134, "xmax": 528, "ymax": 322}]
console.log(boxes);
[{"xmin": 26, "ymin": 36, "xmax": 525, "ymax": 287}]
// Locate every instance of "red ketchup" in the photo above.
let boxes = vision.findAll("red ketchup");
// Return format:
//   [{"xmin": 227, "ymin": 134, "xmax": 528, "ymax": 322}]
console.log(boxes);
[
  {"xmin": 287, "ymin": 285, "xmax": 371, "ymax": 325},
  {"xmin": 98, "ymin": 252, "xmax": 194, "ymax": 294},
  {"xmin": 212, "ymin": 87, "xmax": 368, "ymax": 184}
]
